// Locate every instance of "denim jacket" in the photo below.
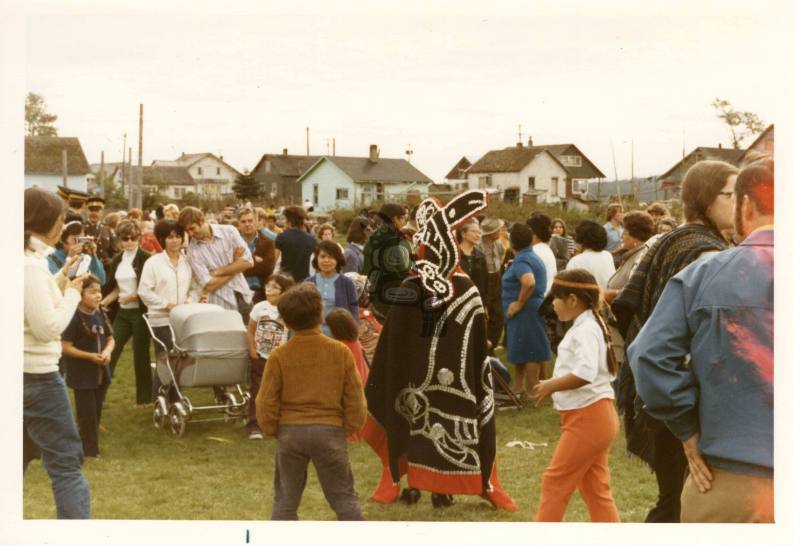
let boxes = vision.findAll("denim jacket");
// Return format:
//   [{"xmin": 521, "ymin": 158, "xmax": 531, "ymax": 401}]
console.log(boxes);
[{"xmin": 628, "ymin": 228, "xmax": 773, "ymax": 478}]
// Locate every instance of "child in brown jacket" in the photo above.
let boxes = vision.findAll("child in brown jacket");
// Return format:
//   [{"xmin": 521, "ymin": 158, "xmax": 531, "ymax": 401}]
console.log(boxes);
[{"xmin": 256, "ymin": 283, "xmax": 367, "ymax": 520}]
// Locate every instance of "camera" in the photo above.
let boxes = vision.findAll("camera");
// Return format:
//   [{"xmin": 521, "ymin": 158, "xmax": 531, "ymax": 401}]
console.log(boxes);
[{"xmin": 77, "ymin": 236, "xmax": 93, "ymax": 252}]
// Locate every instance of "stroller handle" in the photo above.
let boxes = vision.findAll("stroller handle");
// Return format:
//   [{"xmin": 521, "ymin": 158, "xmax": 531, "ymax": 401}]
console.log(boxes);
[{"xmin": 142, "ymin": 311, "xmax": 178, "ymax": 354}]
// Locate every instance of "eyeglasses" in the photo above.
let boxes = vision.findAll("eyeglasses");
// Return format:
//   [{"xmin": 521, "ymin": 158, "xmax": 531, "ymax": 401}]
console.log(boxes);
[
  {"xmin": 718, "ymin": 191, "xmax": 734, "ymax": 198},
  {"xmin": 120, "ymin": 236, "xmax": 138, "ymax": 242}
]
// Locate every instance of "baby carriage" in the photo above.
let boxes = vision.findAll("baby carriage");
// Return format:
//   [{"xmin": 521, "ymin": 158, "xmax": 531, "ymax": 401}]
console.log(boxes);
[{"xmin": 144, "ymin": 303, "xmax": 251, "ymax": 437}]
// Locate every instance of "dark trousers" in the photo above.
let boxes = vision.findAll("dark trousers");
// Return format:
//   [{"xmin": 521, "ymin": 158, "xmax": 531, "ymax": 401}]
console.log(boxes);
[
  {"xmin": 149, "ymin": 325, "xmax": 178, "ymax": 401},
  {"xmin": 109, "ymin": 307, "xmax": 152, "ymax": 405},
  {"xmin": 73, "ymin": 385, "xmax": 108, "ymax": 457},
  {"xmin": 486, "ymin": 272, "xmax": 503, "ymax": 349},
  {"xmin": 272, "ymin": 424, "xmax": 363, "ymax": 521},
  {"xmin": 645, "ymin": 423, "xmax": 688, "ymax": 523},
  {"xmin": 247, "ymin": 357, "xmax": 266, "ymax": 433}
]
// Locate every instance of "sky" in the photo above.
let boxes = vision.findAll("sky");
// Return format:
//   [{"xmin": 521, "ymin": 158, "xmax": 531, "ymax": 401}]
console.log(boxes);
[{"xmin": 18, "ymin": 0, "xmax": 792, "ymax": 182}]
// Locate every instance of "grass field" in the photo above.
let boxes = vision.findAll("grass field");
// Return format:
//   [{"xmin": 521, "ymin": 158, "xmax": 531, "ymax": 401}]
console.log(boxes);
[{"xmin": 23, "ymin": 346, "xmax": 657, "ymax": 521}]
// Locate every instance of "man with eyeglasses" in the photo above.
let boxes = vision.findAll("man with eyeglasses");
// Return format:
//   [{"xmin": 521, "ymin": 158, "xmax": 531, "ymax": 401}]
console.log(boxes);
[{"xmin": 83, "ymin": 195, "xmax": 119, "ymax": 271}]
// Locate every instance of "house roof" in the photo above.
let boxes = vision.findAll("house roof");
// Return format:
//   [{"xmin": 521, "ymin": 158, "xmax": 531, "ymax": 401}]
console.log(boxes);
[
  {"xmin": 90, "ymin": 162, "xmax": 123, "ymax": 176},
  {"xmin": 659, "ymin": 146, "xmax": 746, "ymax": 182},
  {"xmin": 468, "ymin": 143, "xmax": 605, "ymax": 179},
  {"xmin": 745, "ymin": 124, "xmax": 774, "ymax": 153},
  {"xmin": 445, "ymin": 156, "xmax": 472, "ymax": 180},
  {"xmin": 298, "ymin": 156, "xmax": 434, "ymax": 185},
  {"xmin": 141, "ymin": 166, "xmax": 196, "ymax": 187},
  {"xmin": 154, "ymin": 153, "xmax": 242, "ymax": 176},
  {"xmin": 25, "ymin": 136, "xmax": 91, "ymax": 175}
]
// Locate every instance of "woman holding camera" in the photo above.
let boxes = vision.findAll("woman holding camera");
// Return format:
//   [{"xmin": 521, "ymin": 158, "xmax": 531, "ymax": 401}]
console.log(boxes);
[
  {"xmin": 46, "ymin": 220, "xmax": 106, "ymax": 286},
  {"xmin": 24, "ymin": 188, "xmax": 91, "ymax": 518},
  {"xmin": 100, "ymin": 219, "xmax": 153, "ymax": 406}
]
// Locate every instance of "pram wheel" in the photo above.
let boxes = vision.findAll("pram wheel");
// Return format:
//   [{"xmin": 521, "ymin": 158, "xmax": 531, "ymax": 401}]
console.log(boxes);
[
  {"xmin": 169, "ymin": 403, "xmax": 187, "ymax": 437},
  {"xmin": 153, "ymin": 403, "xmax": 166, "ymax": 429},
  {"xmin": 223, "ymin": 392, "xmax": 239, "ymax": 421}
]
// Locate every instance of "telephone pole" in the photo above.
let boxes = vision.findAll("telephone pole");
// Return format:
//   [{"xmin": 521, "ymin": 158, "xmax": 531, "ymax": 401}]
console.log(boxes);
[
  {"xmin": 121, "ymin": 133, "xmax": 127, "ymax": 198},
  {"xmin": 135, "ymin": 103, "xmax": 144, "ymax": 209},
  {"xmin": 306, "ymin": 127, "xmax": 310, "ymax": 156},
  {"xmin": 62, "ymin": 149, "xmax": 68, "ymax": 188},
  {"xmin": 99, "ymin": 150, "xmax": 105, "ymax": 198}
]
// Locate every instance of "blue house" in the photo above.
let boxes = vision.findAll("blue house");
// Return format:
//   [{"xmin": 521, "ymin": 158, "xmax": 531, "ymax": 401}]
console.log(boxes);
[{"xmin": 298, "ymin": 145, "xmax": 434, "ymax": 211}]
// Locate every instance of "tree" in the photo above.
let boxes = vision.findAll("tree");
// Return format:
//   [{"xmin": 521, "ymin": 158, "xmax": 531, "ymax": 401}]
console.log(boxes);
[
  {"xmin": 232, "ymin": 171, "xmax": 264, "ymax": 202},
  {"xmin": 711, "ymin": 98, "xmax": 765, "ymax": 150},
  {"xmin": 25, "ymin": 92, "xmax": 58, "ymax": 136}
]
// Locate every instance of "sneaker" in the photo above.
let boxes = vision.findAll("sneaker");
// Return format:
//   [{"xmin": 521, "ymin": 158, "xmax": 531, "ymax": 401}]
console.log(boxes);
[{"xmin": 248, "ymin": 431, "xmax": 263, "ymax": 440}]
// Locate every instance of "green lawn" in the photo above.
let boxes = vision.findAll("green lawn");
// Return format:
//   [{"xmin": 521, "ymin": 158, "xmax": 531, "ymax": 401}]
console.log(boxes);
[{"xmin": 23, "ymin": 347, "xmax": 657, "ymax": 521}]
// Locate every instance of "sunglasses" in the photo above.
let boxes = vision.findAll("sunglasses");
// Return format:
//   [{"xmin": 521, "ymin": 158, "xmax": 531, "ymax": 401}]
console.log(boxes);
[{"xmin": 120, "ymin": 236, "xmax": 139, "ymax": 242}]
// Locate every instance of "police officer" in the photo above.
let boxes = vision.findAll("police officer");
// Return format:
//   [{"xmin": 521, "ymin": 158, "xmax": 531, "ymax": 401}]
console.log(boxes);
[{"xmin": 83, "ymin": 195, "xmax": 119, "ymax": 270}]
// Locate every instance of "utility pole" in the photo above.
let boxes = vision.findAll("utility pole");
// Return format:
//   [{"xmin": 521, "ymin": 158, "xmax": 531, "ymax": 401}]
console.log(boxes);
[
  {"xmin": 99, "ymin": 150, "xmax": 105, "ymax": 198},
  {"xmin": 326, "ymin": 139, "xmax": 330, "ymax": 155},
  {"xmin": 631, "ymin": 139, "xmax": 638, "ymax": 203},
  {"xmin": 135, "ymin": 103, "xmax": 144, "ymax": 209},
  {"xmin": 405, "ymin": 144, "xmax": 413, "ymax": 163},
  {"xmin": 332, "ymin": 137, "xmax": 336, "ymax": 157},
  {"xmin": 62, "ymin": 149, "xmax": 68, "ymax": 188},
  {"xmin": 128, "ymin": 147, "xmax": 132, "ymax": 202},
  {"xmin": 121, "ymin": 133, "xmax": 127, "ymax": 198},
  {"xmin": 517, "ymin": 124, "xmax": 522, "ymax": 144},
  {"xmin": 610, "ymin": 139, "xmax": 621, "ymax": 203},
  {"xmin": 306, "ymin": 127, "xmax": 310, "ymax": 157}
]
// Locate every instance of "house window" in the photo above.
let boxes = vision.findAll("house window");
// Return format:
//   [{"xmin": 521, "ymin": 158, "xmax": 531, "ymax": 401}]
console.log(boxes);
[
  {"xmin": 376, "ymin": 183, "xmax": 385, "ymax": 202},
  {"xmin": 551, "ymin": 177, "xmax": 559, "ymax": 195},
  {"xmin": 528, "ymin": 176, "xmax": 536, "ymax": 191},
  {"xmin": 336, "ymin": 188, "xmax": 349, "ymax": 200},
  {"xmin": 271, "ymin": 183, "xmax": 278, "ymax": 195},
  {"xmin": 216, "ymin": 167, "xmax": 221, "ymax": 175},
  {"xmin": 313, "ymin": 184, "xmax": 319, "ymax": 206},
  {"xmin": 264, "ymin": 161, "xmax": 271, "ymax": 173},
  {"xmin": 478, "ymin": 175, "xmax": 493, "ymax": 188},
  {"xmin": 572, "ymin": 179, "xmax": 588, "ymax": 193},
  {"xmin": 197, "ymin": 167, "xmax": 202, "ymax": 175},
  {"xmin": 503, "ymin": 188, "xmax": 519, "ymax": 203},
  {"xmin": 560, "ymin": 155, "xmax": 582, "ymax": 167}
]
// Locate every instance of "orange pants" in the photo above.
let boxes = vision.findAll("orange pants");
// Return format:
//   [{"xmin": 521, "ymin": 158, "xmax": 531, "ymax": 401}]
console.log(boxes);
[{"xmin": 535, "ymin": 398, "xmax": 620, "ymax": 522}]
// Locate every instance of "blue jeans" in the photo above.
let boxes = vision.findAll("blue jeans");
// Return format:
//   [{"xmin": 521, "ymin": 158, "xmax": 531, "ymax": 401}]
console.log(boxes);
[
  {"xmin": 272, "ymin": 424, "xmax": 363, "ymax": 520},
  {"xmin": 23, "ymin": 372, "xmax": 91, "ymax": 519}
]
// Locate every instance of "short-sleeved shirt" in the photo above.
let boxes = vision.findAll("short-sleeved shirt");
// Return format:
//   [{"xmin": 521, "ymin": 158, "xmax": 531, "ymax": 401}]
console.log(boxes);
[
  {"xmin": 187, "ymin": 223, "xmax": 254, "ymax": 309},
  {"xmin": 275, "ymin": 228, "xmax": 317, "ymax": 282},
  {"xmin": 565, "ymin": 250, "xmax": 616, "ymax": 289},
  {"xmin": 61, "ymin": 308, "xmax": 111, "ymax": 389},
  {"xmin": 552, "ymin": 309, "xmax": 614, "ymax": 411},
  {"xmin": 249, "ymin": 301, "xmax": 288, "ymax": 359},
  {"xmin": 532, "ymin": 242, "xmax": 557, "ymax": 293}
]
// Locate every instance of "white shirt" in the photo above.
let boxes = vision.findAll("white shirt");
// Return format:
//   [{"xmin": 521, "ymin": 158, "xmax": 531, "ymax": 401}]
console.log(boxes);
[
  {"xmin": 565, "ymin": 250, "xmax": 616, "ymax": 289},
  {"xmin": 117, "ymin": 249, "xmax": 140, "ymax": 309},
  {"xmin": 532, "ymin": 242, "xmax": 557, "ymax": 293},
  {"xmin": 138, "ymin": 251, "xmax": 200, "ymax": 327},
  {"xmin": 24, "ymin": 236, "xmax": 81, "ymax": 373},
  {"xmin": 552, "ymin": 309, "xmax": 615, "ymax": 411}
]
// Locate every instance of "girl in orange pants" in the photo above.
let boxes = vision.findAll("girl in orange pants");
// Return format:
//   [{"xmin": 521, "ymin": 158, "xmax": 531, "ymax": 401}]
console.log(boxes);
[{"xmin": 532, "ymin": 270, "xmax": 621, "ymax": 522}]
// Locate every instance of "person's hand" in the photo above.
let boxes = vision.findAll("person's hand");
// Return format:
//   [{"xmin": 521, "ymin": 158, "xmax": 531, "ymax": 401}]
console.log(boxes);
[
  {"xmin": 67, "ymin": 273, "xmax": 89, "ymax": 292},
  {"xmin": 67, "ymin": 243, "xmax": 83, "ymax": 258},
  {"xmin": 100, "ymin": 348, "xmax": 112, "ymax": 364},
  {"xmin": 199, "ymin": 293, "xmax": 209, "ymax": 303},
  {"xmin": 507, "ymin": 301, "xmax": 522, "ymax": 319},
  {"xmin": 254, "ymin": 255, "xmax": 263, "ymax": 263},
  {"xmin": 90, "ymin": 353, "xmax": 106, "ymax": 366},
  {"xmin": 164, "ymin": 303, "xmax": 176, "ymax": 312},
  {"xmin": 234, "ymin": 246, "xmax": 245, "ymax": 260},
  {"xmin": 531, "ymin": 380, "xmax": 553, "ymax": 407},
  {"xmin": 682, "ymin": 434, "xmax": 713, "ymax": 493},
  {"xmin": 119, "ymin": 294, "xmax": 138, "ymax": 305},
  {"xmin": 86, "ymin": 240, "xmax": 97, "ymax": 256},
  {"xmin": 61, "ymin": 254, "xmax": 81, "ymax": 277}
]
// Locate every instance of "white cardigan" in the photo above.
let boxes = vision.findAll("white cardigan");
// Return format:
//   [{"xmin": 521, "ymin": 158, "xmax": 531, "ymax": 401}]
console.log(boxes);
[
  {"xmin": 137, "ymin": 251, "xmax": 200, "ymax": 327},
  {"xmin": 24, "ymin": 236, "xmax": 81, "ymax": 374}
]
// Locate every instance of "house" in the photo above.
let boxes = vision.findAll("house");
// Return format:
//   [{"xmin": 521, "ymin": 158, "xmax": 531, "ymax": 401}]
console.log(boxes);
[
  {"xmin": 153, "ymin": 152, "xmax": 241, "ymax": 198},
  {"xmin": 466, "ymin": 139, "xmax": 606, "ymax": 205},
  {"xmin": 444, "ymin": 156, "xmax": 472, "ymax": 189},
  {"xmin": 141, "ymin": 166, "xmax": 197, "ymax": 200},
  {"xmin": 745, "ymin": 124, "xmax": 774, "ymax": 157},
  {"xmin": 658, "ymin": 145, "xmax": 745, "ymax": 199},
  {"xmin": 88, "ymin": 162, "xmax": 126, "ymax": 193},
  {"xmin": 251, "ymin": 149, "xmax": 322, "ymax": 206},
  {"xmin": 298, "ymin": 145, "xmax": 434, "ymax": 211},
  {"xmin": 24, "ymin": 136, "xmax": 92, "ymax": 192}
]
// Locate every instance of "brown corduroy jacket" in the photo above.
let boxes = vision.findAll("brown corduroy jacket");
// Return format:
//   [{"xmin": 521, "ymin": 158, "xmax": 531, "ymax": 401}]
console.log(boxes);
[{"xmin": 255, "ymin": 327, "xmax": 367, "ymax": 437}]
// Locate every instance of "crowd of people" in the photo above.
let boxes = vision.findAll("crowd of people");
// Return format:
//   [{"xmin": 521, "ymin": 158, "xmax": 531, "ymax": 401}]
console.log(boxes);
[{"xmin": 23, "ymin": 152, "xmax": 773, "ymax": 523}]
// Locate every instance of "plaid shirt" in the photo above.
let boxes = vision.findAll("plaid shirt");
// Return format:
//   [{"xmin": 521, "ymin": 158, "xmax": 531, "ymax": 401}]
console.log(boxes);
[{"xmin": 187, "ymin": 223, "xmax": 253, "ymax": 309}]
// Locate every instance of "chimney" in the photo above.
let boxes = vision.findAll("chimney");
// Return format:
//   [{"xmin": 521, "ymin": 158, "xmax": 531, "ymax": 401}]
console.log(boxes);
[
  {"xmin": 528, "ymin": 136, "xmax": 533, "ymax": 147},
  {"xmin": 283, "ymin": 148, "xmax": 288, "ymax": 156},
  {"xmin": 219, "ymin": 155, "xmax": 223, "ymax": 161},
  {"xmin": 369, "ymin": 144, "xmax": 379, "ymax": 163},
  {"xmin": 718, "ymin": 143, "xmax": 722, "ymax": 149},
  {"xmin": 516, "ymin": 142, "xmax": 523, "ymax": 148}
]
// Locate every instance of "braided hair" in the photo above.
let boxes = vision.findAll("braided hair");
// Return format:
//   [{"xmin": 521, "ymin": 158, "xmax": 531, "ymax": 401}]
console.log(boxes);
[{"xmin": 550, "ymin": 269, "xmax": 618, "ymax": 375}]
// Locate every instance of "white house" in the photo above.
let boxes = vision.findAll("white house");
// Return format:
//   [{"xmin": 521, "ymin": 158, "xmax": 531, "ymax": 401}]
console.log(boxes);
[
  {"xmin": 298, "ymin": 145, "xmax": 434, "ymax": 211},
  {"xmin": 25, "ymin": 136, "xmax": 92, "ymax": 192},
  {"xmin": 141, "ymin": 166, "xmax": 197, "ymax": 200},
  {"xmin": 467, "ymin": 140, "xmax": 606, "ymax": 205},
  {"xmin": 153, "ymin": 152, "xmax": 242, "ymax": 198}
]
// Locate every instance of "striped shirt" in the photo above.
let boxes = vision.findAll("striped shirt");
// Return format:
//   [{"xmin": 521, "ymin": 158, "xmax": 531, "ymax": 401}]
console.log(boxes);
[{"xmin": 187, "ymin": 223, "xmax": 253, "ymax": 309}]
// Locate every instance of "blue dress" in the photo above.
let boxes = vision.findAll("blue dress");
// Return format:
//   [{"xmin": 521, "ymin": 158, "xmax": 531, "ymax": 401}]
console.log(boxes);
[{"xmin": 501, "ymin": 247, "xmax": 551, "ymax": 365}]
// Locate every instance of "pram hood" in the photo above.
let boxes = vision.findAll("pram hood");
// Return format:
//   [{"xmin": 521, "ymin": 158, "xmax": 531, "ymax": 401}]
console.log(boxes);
[{"xmin": 169, "ymin": 303, "xmax": 248, "ymax": 357}]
